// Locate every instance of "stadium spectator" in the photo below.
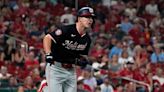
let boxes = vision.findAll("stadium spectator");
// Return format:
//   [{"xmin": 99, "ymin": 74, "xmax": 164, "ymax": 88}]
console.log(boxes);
[
  {"xmin": 17, "ymin": 76, "xmax": 37, "ymax": 92},
  {"xmin": 0, "ymin": 66, "xmax": 12, "ymax": 80},
  {"xmin": 77, "ymin": 76, "xmax": 92, "ymax": 92},
  {"xmin": 133, "ymin": 65, "xmax": 152, "ymax": 92},
  {"xmin": 7, "ymin": 76, "xmax": 19, "ymax": 88},
  {"xmin": 150, "ymin": 45, "xmax": 164, "ymax": 63},
  {"xmin": 108, "ymin": 37, "xmax": 117, "ymax": 50},
  {"xmin": 113, "ymin": 84, "xmax": 124, "ymax": 92},
  {"xmin": 95, "ymin": 86, "xmax": 101, "ymax": 92},
  {"xmin": 89, "ymin": 41, "xmax": 106, "ymax": 60},
  {"xmin": 149, "ymin": 13, "xmax": 162, "ymax": 30},
  {"xmin": 124, "ymin": 1, "xmax": 137, "ymax": 20},
  {"xmin": 0, "ymin": 75, "xmax": 19, "ymax": 89},
  {"xmin": 4, "ymin": 38, "xmax": 15, "ymax": 61},
  {"xmin": 152, "ymin": 68, "xmax": 164, "ymax": 86},
  {"xmin": 30, "ymin": 68, "xmax": 42, "ymax": 85},
  {"xmin": 100, "ymin": 77, "xmax": 114, "ymax": 92},
  {"xmin": 121, "ymin": 41, "xmax": 133, "ymax": 56},
  {"xmin": 128, "ymin": 18, "xmax": 144, "ymax": 45},
  {"xmin": 29, "ymin": 23, "xmax": 45, "ymax": 42},
  {"xmin": 111, "ymin": 0, "xmax": 126, "ymax": 15},
  {"xmin": 82, "ymin": 66, "xmax": 97, "ymax": 92},
  {"xmin": 145, "ymin": 0, "xmax": 159, "ymax": 16},
  {"xmin": 92, "ymin": 19, "xmax": 104, "ymax": 33},
  {"xmin": 118, "ymin": 50, "xmax": 134, "ymax": 65},
  {"xmin": 10, "ymin": 48, "xmax": 25, "ymax": 66},
  {"xmin": 119, "ymin": 14, "xmax": 133, "ymax": 34},
  {"xmin": 108, "ymin": 54, "xmax": 122, "ymax": 73},
  {"xmin": 60, "ymin": 7, "xmax": 76, "ymax": 25},
  {"xmin": 104, "ymin": 9, "xmax": 121, "ymax": 33},
  {"xmin": 98, "ymin": 54, "xmax": 110, "ymax": 70},
  {"xmin": 108, "ymin": 54, "xmax": 122, "ymax": 79},
  {"xmin": 118, "ymin": 61, "xmax": 138, "ymax": 92},
  {"xmin": 10, "ymin": 16, "xmax": 27, "ymax": 40},
  {"xmin": 108, "ymin": 41, "xmax": 123, "ymax": 59},
  {"xmin": 119, "ymin": 61, "xmax": 134, "ymax": 78},
  {"xmin": 132, "ymin": 45, "xmax": 148, "ymax": 67},
  {"xmin": 24, "ymin": 51, "xmax": 39, "ymax": 70},
  {"xmin": 94, "ymin": 4, "xmax": 107, "ymax": 24},
  {"xmin": 114, "ymin": 25, "xmax": 126, "ymax": 41}
]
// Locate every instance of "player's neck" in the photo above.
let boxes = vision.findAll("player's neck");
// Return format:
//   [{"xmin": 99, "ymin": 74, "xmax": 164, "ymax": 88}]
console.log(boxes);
[{"xmin": 76, "ymin": 22, "xmax": 86, "ymax": 36}]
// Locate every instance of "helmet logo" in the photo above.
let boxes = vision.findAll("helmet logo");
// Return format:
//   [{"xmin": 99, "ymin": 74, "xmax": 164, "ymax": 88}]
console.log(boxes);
[{"xmin": 89, "ymin": 8, "xmax": 94, "ymax": 13}]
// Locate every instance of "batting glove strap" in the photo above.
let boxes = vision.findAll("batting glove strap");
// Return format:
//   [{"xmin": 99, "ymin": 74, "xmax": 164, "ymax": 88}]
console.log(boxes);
[{"xmin": 45, "ymin": 53, "xmax": 54, "ymax": 64}]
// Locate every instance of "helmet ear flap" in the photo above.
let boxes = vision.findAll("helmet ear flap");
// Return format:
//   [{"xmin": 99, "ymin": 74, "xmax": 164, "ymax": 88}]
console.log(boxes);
[{"xmin": 75, "ymin": 16, "xmax": 80, "ymax": 22}]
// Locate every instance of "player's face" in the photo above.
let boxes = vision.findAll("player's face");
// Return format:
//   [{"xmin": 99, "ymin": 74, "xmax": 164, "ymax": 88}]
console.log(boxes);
[{"xmin": 79, "ymin": 16, "xmax": 93, "ymax": 28}]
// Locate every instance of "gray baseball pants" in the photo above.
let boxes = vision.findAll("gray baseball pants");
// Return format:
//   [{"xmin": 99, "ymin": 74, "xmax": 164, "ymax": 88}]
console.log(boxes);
[{"xmin": 45, "ymin": 62, "xmax": 77, "ymax": 92}]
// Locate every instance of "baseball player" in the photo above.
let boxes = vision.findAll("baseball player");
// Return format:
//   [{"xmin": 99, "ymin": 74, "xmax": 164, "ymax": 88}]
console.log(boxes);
[{"xmin": 38, "ymin": 7, "xmax": 95, "ymax": 92}]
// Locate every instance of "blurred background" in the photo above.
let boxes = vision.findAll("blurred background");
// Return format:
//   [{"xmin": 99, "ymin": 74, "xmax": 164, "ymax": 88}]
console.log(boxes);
[{"xmin": 0, "ymin": 0, "xmax": 164, "ymax": 92}]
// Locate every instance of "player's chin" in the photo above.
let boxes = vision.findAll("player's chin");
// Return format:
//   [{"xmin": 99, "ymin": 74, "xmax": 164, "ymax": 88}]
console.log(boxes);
[
  {"xmin": 86, "ymin": 24, "xmax": 92, "ymax": 28},
  {"xmin": 85, "ymin": 26, "xmax": 91, "ymax": 29}
]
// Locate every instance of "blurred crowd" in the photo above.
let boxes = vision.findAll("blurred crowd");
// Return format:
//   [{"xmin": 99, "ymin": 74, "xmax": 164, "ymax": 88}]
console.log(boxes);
[{"xmin": 0, "ymin": 0, "xmax": 164, "ymax": 92}]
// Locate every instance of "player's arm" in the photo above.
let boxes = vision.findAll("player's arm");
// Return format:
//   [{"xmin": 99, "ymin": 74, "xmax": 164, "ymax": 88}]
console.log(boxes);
[
  {"xmin": 43, "ymin": 34, "xmax": 56, "ymax": 64},
  {"xmin": 75, "ymin": 40, "xmax": 92, "ymax": 67},
  {"xmin": 43, "ymin": 34, "xmax": 52, "ymax": 53},
  {"xmin": 79, "ymin": 37, "xmax": 92, "ymax": 63}
]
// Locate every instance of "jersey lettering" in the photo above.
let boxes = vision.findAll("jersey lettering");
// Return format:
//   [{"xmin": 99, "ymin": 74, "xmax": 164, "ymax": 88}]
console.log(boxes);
[{"xmin": 62, "ymin": 40, "xmax": 87, "ymax": 50}]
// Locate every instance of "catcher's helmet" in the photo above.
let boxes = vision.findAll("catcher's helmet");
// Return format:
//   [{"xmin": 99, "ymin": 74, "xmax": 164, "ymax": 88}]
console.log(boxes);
[{"xmin": 77, "ymin": 7, "xmax": 95, "ymax": 17}]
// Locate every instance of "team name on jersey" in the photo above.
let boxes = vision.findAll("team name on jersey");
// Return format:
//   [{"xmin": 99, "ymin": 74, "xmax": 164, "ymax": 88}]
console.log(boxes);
[{"xmin": 62, "ymin": 40, "xmax": 87, "ymax": 50}]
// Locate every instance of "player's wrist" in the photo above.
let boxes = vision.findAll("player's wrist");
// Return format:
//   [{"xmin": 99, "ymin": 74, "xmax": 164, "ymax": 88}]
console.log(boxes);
[{"xmin": 45, "ymin": 52, "xmax": 52, "ymax": 55}]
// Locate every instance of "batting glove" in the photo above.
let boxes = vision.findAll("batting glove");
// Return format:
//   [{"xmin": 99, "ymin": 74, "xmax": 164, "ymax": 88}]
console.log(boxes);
[{"xmin": 45, "ymin": 52, "xmax": 54, "ymax": 65}]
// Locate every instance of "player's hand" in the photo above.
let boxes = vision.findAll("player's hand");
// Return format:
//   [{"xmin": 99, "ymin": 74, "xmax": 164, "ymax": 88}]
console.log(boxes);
[
  {"xmin": 45, "ymin": 52, "xmax": 54, "ymax": 65},
  {"xmin": 75, "ymin": 58, "xmax": 91, "ymax": 68},
  {"xmin": 79, "ymin": 55, "xmax": 89, "ymax": 61}
]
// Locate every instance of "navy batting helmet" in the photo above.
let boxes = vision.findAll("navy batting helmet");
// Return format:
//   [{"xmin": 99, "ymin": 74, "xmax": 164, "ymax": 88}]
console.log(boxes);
[{"xmin": 77, "ymin": 7, "xmax": 95, "ymax": 17}]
